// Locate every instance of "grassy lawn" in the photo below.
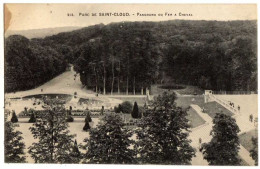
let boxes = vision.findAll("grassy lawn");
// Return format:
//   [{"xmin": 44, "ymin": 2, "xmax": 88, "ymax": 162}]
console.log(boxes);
[
  {"xmin": 239, "ymin": 129, "xmax": 258, "ymax": 152},
  {"xmin": 151, "ymin": 84, "xmax": 204, "ymax": 96},
  {"xmin": 109, "ymin": 97, "xmax": 147, "ymax": 106},
  {"xmin": 112, "ymin": 95, "xmax": 205, "ymax": 110},
  {"xmin": 110, "ymin": 96, "xmax": 206, "ymax": 129},
  {"xmin": 175, "ymin": 85, "xmax": 204, "ymax": 95},
  {"xmin": 175, "ymin": 96, "xmax": 204, "ymax": 109},
  {"xmin": 201, "ymin": 101, "xmax": 233, "ymax": 119},
  {"xmin": 187, "ymin": 108, "xmax": 206, "ymax": 128}
]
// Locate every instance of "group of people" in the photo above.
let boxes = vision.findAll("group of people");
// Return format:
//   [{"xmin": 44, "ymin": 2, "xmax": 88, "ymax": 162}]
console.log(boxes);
[{"xmin": 229, "ymin": 101, "xmax": 240, "ymax": 112}]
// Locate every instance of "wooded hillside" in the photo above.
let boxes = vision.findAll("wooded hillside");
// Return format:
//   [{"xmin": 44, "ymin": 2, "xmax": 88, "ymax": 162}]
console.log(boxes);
[{"xmin": 5, "ymin": 20, "xmax": 257, "ymax": 93}]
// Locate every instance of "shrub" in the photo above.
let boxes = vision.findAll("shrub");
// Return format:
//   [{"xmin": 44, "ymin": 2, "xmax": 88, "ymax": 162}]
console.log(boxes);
[
  {"xmin": 121, "ymin": 101, "xmax": 133, "ymax": 114},
  {"xmin": 28, "ymin": 113, "xmax": 36, "ymax": 123},
  {"xmin": 11, "ymin": 111, "xmax": 18, "ymax": 123},
  {"xmin": 114, "ymin": 105, "xmax": 121, "ymax": 113},
  {"xmin": 132, "ymin": 102, "xmax": 139, "ymax": 118}
]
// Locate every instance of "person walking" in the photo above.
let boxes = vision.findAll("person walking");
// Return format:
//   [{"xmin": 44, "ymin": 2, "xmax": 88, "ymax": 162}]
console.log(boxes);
[
  {"xmin": 250, "ymin": 114, "xmax": 253, "ymax": 122},
  {"xmin": 199, "ymin": 138, "xmax": 203, "ymax": 152}
]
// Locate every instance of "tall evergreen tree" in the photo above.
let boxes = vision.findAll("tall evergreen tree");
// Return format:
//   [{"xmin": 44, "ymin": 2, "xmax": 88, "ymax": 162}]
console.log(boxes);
[
  {"xmin": 135, "ymin": 92, "xmax": 195, "ymax": 164},
  {"xmin": 11, "ymin": 111, "xmax": 18, "ymax": 123},
  {"xmin": 250, "ymin": 136, "xmax": 258, "ymax": 166},
  {"xmin": 202, "ymin": 113, "xmax": 241, "ymax": 165},
  {"xmin": 5, "ymin": 121, "xmax": 26, "ymax": 163},
  {"xmin": 132, "ymin": 101, "xmax": 139, "ymax": 118},
  {"xmin": 28, "ymin": 99, "xmax": 79, "ymax": 163},
  {"xmin": 84, "ymin": 113, "xmax": 136, "ymax": 164},
  {"xmin": 70, "ymin": 140, "xmax": 82, "ymax": 163},
  {"xmin": 28, "ymin": 112, "xmax": 36, "ymax": 123}
]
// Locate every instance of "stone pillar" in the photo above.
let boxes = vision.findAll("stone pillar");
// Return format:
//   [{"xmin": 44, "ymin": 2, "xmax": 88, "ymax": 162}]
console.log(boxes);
[{"xmin": 204, "ymin": 90, "xmax": 212, "ymax": 103}]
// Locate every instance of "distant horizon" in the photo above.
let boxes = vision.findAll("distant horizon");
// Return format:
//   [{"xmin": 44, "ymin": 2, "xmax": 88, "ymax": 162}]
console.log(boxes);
[
  {"xmin": 5, "ymin": 19, "xmax": 258, "ymax": 32},
  {"xmin": 5, "ymin": 4, "xmax": 257, "ymax": 31}
]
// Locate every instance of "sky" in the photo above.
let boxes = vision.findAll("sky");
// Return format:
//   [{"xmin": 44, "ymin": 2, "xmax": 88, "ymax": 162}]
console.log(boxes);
[{"xmin": 5, "ymin": 4, "xmax": 257, "ymax": 31}]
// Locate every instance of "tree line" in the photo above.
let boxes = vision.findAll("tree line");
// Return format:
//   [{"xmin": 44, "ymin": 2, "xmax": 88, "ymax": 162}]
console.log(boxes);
[
  {"xmin": 5, "ymin": 20, "xmax": 257, "ymax": 93},
  {"xmin": 4, "ymin": 35, "xmax": 67, "ymax": 92},
  {"xmin": 5, "ymin": 93, "xmax": 258, "ymax": 165}
]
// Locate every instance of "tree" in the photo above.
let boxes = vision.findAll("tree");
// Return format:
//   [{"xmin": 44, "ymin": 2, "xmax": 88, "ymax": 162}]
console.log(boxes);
[
  {"xmin": 28, "ymin": 112, "xmax": 36, "ymax": 123},
  {"xmin": 83, "ymin": 113, "xmax": 136, "ymax": 164},
  {"xmin": 114, "ymin": 105, "xmax": 121, "ymax": 113},
  {"xmin": 5, "ymin": 35, "xmax": 68, "ymax": 93},
  {"xmin": 120, "ymin": 101, "xmax": 133, "ymax": 114},
  {"xmin": 83, "ymin": 120, "xmax": 91, "ymax": 131},
  {"xmin": 250, "ymin": 136, "xmax": 258, "ymax": 166},
  {"xmin": 5, "ymin": 121, "xmax": 26, "ymax": 163},
  {"xmin": 28, "ymin": 99, "xmax": 78, "ymax": 163},
  {"xmin": 202, "ymin": 113, "xmax": 241, "ymax": 165},
  {"xmin": 11, "ymin": 111, "xmax": 18, "ymax": 123},
  {"xmin": 70, "ymin": 140, "xmax": 82, "ymax": 163},
  {"xmin": 132, "ymin": 102, "xmax": 139, "ymax": 118},
  {"xmin": 135, "ymin": 92, "xmax": 195, "ymax": 164}
]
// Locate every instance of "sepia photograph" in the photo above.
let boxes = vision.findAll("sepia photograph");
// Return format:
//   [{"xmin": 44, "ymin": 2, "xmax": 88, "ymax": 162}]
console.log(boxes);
[{"xmin": 2, "ymin": 3, "xmax": 258, "ymax": 166}]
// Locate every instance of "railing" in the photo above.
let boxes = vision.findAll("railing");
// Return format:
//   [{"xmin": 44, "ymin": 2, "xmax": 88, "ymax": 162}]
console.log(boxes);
[
  {"xmin": 208, "ymin": 94, "xmax": 239, "ymax": 115},
  {"xmin": 212, "ymin": 91, "xmax": 257, "ymax": 95}
]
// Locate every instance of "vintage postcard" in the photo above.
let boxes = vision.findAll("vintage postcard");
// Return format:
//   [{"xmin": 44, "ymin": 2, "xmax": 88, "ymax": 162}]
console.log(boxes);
[{"xmin": 3, "ymin": 3, "xmax": 258, "ymax": 166}]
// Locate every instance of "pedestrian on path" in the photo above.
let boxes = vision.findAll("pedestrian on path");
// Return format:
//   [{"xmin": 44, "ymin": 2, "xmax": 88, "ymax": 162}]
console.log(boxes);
[
  {"xmin": 238, "ymin": 105, "xmax": 240, "ymax": 112},
  {"xmin": 199, "ymin": 138, "xmax": 203, "ymax": 152},
  {"xmin": 250, "ymin": 114, "xmax": 253, "ymax": 122}
]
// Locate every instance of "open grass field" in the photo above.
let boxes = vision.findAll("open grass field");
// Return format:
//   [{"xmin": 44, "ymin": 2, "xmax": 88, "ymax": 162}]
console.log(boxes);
[
  {"xmin": 175, "ymin": 96, "xmax": 204, "ymax": 109},
  {"xmin": 109, "ymin": 96, "xmax": 147, "ymax": 106},
  {"xmin": 187, "ymin": 108, "xmax": 206, "ymax": 128},
  {"xmin": 175, "ymin": 85, "xmax": 204, "ymax": 95},
  {"xmin": 201, "ymin": 101, "xmax": 233, "ymax": 119},
  {"xmin": 111, "ymin": 95, "xmax": 205, "ymax": 110},
  {"xmin": 151, "ymin": 84, "xmax": 204, "ymax": 96},
  {"xmin": 239, "ymin": 129, "xmax": 258, "ymax": 152}
]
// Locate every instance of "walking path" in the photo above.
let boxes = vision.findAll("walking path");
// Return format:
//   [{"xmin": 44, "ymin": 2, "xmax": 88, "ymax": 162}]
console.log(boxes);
[
  {"xmin": 215, "ymin": 95, "xmax": 257, "ymax": 134},
  {"xmin": 189, "ymin": 104, "xmax": 213, "ymax": 165},
  {"xmin": 5, "ymin": 67, "xmax": 123, "ymax": 111},
  {"xmin": 239, "ymin": 145, "xmax": 255, "ymax": 166},
  {"xmin": 190, "ymin": 96, "xmax": 257, "ymax": 166}
]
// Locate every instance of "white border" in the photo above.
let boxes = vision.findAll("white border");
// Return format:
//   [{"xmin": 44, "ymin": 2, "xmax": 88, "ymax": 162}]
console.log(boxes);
[{"xmin": 0, "ymin": 1, "xmax": 259, "ymax": 169}]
